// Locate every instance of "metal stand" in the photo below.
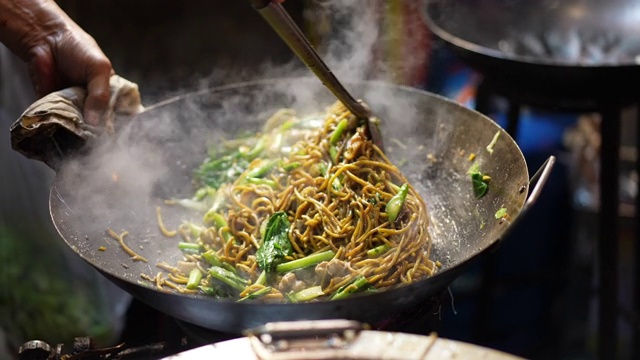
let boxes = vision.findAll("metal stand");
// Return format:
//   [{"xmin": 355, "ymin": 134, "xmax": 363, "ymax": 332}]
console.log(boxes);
[{"xmin": 473, "ymin": 76, "xmax": 637, "ymax": 360}]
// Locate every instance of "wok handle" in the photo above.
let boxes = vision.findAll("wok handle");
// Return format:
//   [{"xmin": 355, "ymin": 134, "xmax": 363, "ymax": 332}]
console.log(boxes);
[
  {"xmin": 250, "ymin": 0, "xmax": 370, "ymax": 119},
  {"xmin": 522, "ymin": 155, "xmax": 556, "ymax": 213}
]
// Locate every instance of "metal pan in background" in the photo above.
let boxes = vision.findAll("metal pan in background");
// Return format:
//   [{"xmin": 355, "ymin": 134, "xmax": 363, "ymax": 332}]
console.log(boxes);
[
  {"xmin": 423, "ymin": 0, "xmax": 640, "ymax": 96},
  {"xmin": 49, "ymin": 78, "xmax": 552, "ymax": 333}
]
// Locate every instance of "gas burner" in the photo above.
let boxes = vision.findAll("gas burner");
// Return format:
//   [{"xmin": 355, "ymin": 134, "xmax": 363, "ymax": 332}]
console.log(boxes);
[
  {"xmin": 17, "ymin": 292, "xmax": 448, "ymax": 360},
  {"xmin": 17, "ymin": 337, "xmax": 171, "ymax": 360}
]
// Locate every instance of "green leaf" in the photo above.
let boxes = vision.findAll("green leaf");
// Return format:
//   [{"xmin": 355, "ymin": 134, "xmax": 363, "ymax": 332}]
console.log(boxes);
[
  {"xmin": 468, "ymin": 163, "xmax": 490, "ymax": 199},
  {"xmin": 256, "ymin": 212, "xmax": 293, "ymax": 272},
  {"xmin": 471, "ymin": 173, "xmax": 489, "ymax": 199},
  {"xmin": 195, "ymin": 151, "xmax": 250, "ymax": 189}
]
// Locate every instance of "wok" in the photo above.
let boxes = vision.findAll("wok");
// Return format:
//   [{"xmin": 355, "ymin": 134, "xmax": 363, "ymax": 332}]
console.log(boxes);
[
  {"xmin": 423, "ymin": 0, "xmax": 640, "ymax": 97},
  {"xmin": 49, "ymin": 78, "xmax": 551, "ymax": 333}
]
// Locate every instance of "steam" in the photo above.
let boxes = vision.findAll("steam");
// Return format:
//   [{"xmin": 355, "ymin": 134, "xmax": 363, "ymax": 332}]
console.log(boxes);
[
  {"xmin": 55, "ymin": 0, "xmax": 453, "ymax": 273},
  {"xmin": 306, "ymin": 0, "xmax": 383, "ymax": 81}
]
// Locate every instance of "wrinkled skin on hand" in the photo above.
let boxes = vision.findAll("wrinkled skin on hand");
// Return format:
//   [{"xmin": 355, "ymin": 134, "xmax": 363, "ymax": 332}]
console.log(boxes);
[{"xmin": 0, "ymin": 0, "xmax": 113, "ymax": 125}]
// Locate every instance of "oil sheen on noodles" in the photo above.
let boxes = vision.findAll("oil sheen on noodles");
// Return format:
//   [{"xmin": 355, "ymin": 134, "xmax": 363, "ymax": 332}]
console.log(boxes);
[{"xmin": 150, "ymin": 101, "xmax": 437, "ymax": 302}]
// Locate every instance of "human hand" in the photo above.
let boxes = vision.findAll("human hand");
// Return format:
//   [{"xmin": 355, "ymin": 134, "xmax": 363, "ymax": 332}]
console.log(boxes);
[{"xmin": 0, "ymin": 0, "xmax": 113, "ymax": 125}]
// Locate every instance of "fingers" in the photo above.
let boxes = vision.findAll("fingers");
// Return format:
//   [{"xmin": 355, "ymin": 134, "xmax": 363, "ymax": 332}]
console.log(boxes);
[
  {"xmin": 27, "ymin": 45, "xmax": 63, "ymax": 97},
  {"xmin": 83, "ymin": 57, "xmax": 113, "ymax": 125}
]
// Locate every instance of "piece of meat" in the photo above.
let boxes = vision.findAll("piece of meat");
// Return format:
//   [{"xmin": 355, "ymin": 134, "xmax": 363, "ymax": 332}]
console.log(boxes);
[
  {"xmin": 277, "ymin": 272, "xmax": 310, "ymax": 293},
  {"xmin": 326, "ymin": 258, "xmax": 352, "ymax": 278}
]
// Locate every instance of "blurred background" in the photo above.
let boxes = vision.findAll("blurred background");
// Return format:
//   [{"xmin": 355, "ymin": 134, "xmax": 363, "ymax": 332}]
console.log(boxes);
[{"xmin": 1, "ymin": 0, "xmax": 638, "ymax": 359}]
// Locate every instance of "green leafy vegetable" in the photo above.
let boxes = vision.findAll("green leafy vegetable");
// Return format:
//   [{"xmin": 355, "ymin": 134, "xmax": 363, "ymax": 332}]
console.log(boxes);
[
  {"xmin": 471, "ymin": 173, "xmax": 489, "ymax": 198},
  {"xmin": 195, "ymin": 151, "xmax": 250, "ymax": 189},
  {"xmin": 468, "ymin": 163, "xmax": 490, "ymax": 199},
  {"xmin": 256, "ymin": 212, "xmax": 293, "ymax": 272}
]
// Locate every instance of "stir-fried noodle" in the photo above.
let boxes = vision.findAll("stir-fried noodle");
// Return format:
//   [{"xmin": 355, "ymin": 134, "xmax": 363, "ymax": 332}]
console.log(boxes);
[{"xmin": 150, "ymin": 101, "xmax": 437, "ymax": 302}]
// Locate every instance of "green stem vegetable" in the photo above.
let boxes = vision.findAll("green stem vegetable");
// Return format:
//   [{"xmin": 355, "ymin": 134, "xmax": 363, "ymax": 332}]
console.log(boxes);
[
  {"xmin": 290, "ymin": 285, "xmax": 325, "ymax": 302},
  {"xmin": 237, "ymin": 286, "xmax": 272, "ymax": 302},
  {"xmin": 330, "ymin": 275, "xmax": 371, "ymax": 300},
  {"xmin": 330, "ymin": 118, "xmax": 349, "ymax": 145},
  {"xmin": 202, "ymin": 250, "xmax": 237, "ymax": 274},
  {"xmin": 367, "ymin": 244, "xmax": 392, "ymax": 258},
  {"xmin": 329, "ymin": 145, "xmax": 339, "ymax": 164},
  {"xmin": 178, "ymin": 242, "xmax": 203, "ymax": 254},
  {"xmin": 183, "ymin": 221, "xmax": 206, "ymax": 238},
  {"xmin": 282, "ymin": 161, "xmax": 301, "ymax": 171},
  {"xmin": 255, "ymin": 270, "xmax": 267, "ymax": 286},
  {"xmin": 208, "ymin": 266, "xmax": 248, "ymax": 292},
  {"xmin": 275, "ymin": 250, "xmax": 336, "ymax": 273},
  {"xmin": 246, "ymin": 177, "xmax": 278, "ymax": 188},
  {"xmin": 198, "ymin": 286, "xmax": 216, "ymax": 296},
  {"xmin": 386, "ymin": 183, "xmax": 408, "ymax": 223},
  {"xmin": 186, "ymin": 268, "xmax": 203, "ymax": 290},
  {"xmin": 244, "ymin": 136, "xmax": 266, "ymax": 159},
  {"xmin": 203, "ymin": 212, "xmax": 232, "ymax": 242},
  {"xmin": 245, "ymin": 159, "xmax": 279, "ymax": 179}
]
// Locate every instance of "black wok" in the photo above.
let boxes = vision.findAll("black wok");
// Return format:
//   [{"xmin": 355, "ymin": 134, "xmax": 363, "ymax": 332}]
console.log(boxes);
[
  {"xmin": 423, "ymin": 0, "xmax": 640, "ymax": 97},
  {"xmin": 49, "ymin": 78, "xmax": 550, "ymax": 333}
]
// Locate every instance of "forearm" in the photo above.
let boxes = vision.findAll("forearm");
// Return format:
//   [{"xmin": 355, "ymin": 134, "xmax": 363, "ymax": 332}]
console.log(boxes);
[{"xmin": 0, "ymin": 0, "xmax": 72, "ymax": 61}]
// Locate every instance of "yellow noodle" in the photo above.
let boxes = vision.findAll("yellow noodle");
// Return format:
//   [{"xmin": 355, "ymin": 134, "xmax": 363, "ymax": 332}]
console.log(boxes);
[
  {"xmin": 156, "ymin": 206, "xmax": 177, "ymax": 237},
  {"xmin": 107, "ymin": 228, "xmax": 147, "ymax": 262}
]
